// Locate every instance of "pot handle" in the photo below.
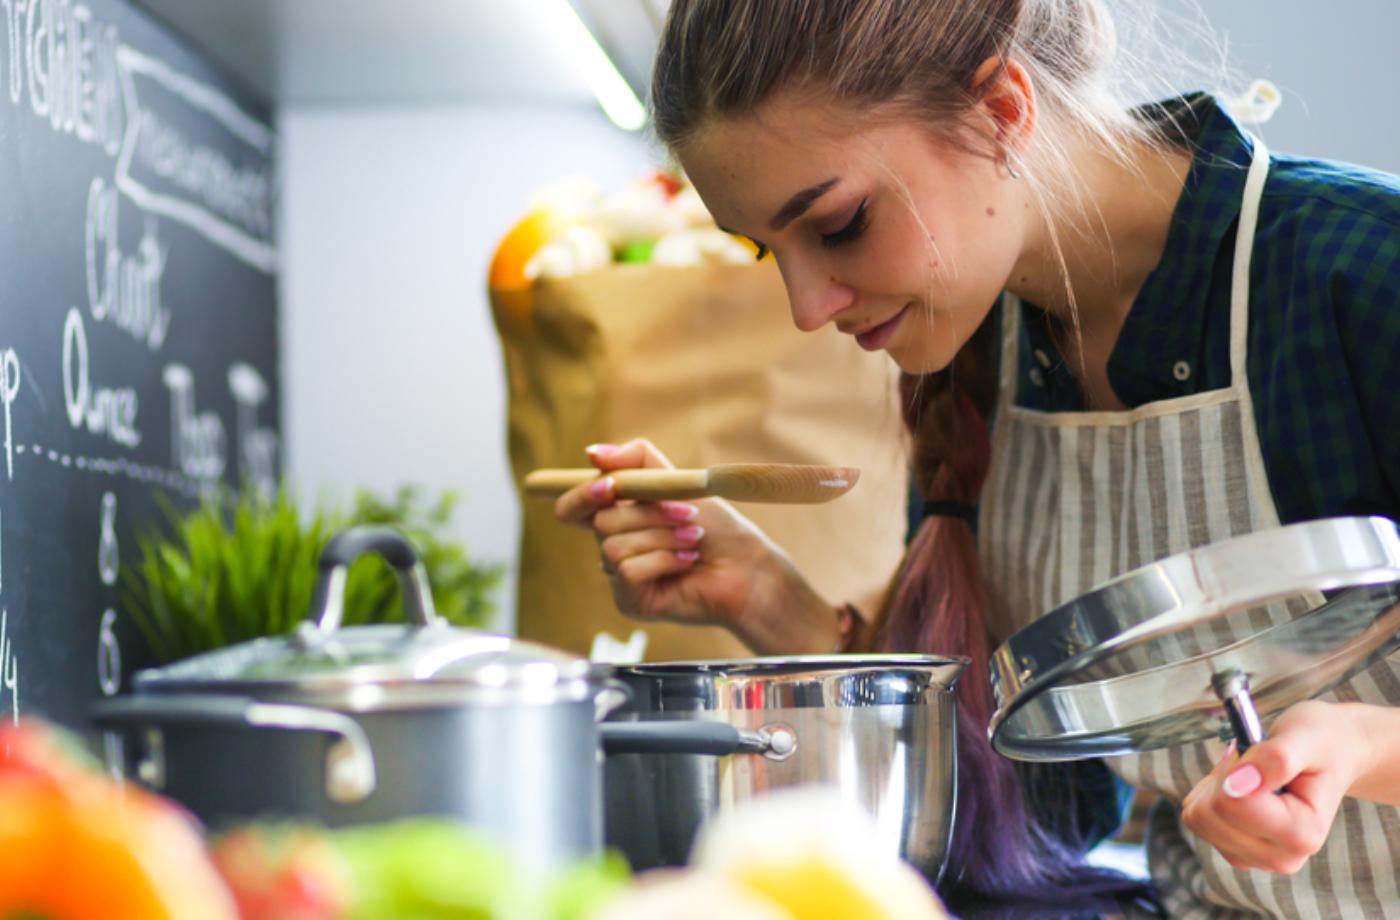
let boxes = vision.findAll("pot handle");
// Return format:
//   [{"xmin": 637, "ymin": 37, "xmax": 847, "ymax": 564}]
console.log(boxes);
[
  {"xmin": 92, "ymin": 694, "xmax": 377, "ymax": 804},
  {"xmin": 599, "ymin": 721, "xmax": 796, "ymax": 759},
  {"xmin": 302, "ymin": 526, "xmax": 441, "ymax": 641},
  {"xmin": 593, "ymin": 679, "xmax": 633, "ymax": 722}
]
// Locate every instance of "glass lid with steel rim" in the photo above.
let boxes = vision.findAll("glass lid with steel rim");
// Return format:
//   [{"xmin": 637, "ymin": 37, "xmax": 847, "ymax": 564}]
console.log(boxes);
[
  {"xmin": 132, "ymin": 526, "xmax": 604, "ymax": 706},
  {"xmin": 988, "ymin": 516, "xmax": 1400, "ymax": 762}
]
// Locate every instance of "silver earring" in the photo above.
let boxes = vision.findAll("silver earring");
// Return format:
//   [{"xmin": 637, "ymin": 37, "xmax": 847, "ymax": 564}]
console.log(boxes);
[{"xmin": 1003, "ymin": 151, "xmax": 1023, "ymax": 180}]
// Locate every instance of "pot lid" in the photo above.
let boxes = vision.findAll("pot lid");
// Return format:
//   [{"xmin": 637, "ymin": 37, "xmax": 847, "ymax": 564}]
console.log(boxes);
[
  {"xmin": 989, "ymin": 517, "xmax": 1400, "ymax": 762},
  {"xmin": 133, "ymin": 527, "xmax": 604, "ymax": 706},
  {"xmin": 133, "ymin": 622, "xmax": 602, "ymax": 703}
]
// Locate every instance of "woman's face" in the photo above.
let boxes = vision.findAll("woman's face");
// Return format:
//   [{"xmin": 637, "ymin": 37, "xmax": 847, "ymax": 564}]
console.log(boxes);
[{"xmin": 681, "ymin": 97, "xmax": 1031, "ymax": 375}]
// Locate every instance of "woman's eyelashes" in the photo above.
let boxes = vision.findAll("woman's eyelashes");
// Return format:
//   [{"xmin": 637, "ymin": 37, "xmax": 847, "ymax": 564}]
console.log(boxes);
[
  {"xmin": 820, "ymin": 199, "xmax": 869, "ymax": 248},
  {"xmin": 742, "ymin": 199, "xmax": 867, "ymax": 259}
]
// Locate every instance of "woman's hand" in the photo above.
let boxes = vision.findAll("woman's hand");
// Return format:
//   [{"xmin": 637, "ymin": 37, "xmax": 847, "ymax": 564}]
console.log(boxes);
[
  {"xmin": 1180, "ymin": 700, "xmax": 1385, "ymax": 874},
  {"xmin": 553, "ymin": 438, "xmax": 841, "ymax": 655}
]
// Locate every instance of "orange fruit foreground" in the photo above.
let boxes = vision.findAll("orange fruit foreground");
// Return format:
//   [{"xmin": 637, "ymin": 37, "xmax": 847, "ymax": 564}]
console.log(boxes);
[{"xmin": 0, "ymin": 723, "xmax": 238, "ymax": 920}]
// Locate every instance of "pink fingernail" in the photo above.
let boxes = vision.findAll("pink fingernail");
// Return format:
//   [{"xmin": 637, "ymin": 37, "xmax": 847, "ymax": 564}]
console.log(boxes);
[
  {"xmin": 588, "ymin": 477, "xmax": 613, "ymax": 499},
  {"xmin": 676, "ymin": 550, "xmax": 700, "ymax": 563},
  {"xmin": 661, "ymin": 502, "xmax": 699, "ymax": 522},
  {"xmin": 1223, "ymin": 764, "xmax": 1262, "ymax": 798},
  {"xmin": 674, "ymin": 525, "xmax": 704, "ymax": 543},
  {"xmin": 586, "ymin": 443, "xmax": 619, "ymax": 458}
]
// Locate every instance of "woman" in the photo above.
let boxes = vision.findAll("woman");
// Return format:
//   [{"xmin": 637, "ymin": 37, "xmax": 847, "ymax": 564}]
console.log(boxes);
[{"xmin": 555, "ymin": 1, "xmax": 1400, "ymax": 914}]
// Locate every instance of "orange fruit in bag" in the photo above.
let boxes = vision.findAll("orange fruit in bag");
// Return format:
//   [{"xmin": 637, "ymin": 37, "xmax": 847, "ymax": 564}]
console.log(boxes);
[{"xmin": 489, "ymin": 208, "xmax": 563, "ymax": 291}]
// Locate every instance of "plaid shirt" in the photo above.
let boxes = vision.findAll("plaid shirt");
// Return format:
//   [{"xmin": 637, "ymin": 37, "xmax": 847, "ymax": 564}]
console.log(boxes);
[{"xmin": 1011, "ymin": 93, "xmax": 1400, "ymax": 526}]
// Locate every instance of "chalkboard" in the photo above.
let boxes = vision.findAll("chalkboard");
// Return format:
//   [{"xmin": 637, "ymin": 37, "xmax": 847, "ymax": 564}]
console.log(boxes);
[{"xmin": 0, "ymin": 0, "xmax": 279, "ymax": 740}]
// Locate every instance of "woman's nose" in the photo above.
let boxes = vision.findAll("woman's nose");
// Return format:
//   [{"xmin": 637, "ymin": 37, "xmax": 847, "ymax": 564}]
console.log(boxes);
[{"xmin": 781, "ymin": 264, "xmax": 856, "ymax": 332}]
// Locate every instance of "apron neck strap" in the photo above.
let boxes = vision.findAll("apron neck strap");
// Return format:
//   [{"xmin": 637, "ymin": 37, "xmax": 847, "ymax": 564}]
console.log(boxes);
[
  {"xmin": 996, "ymin": 292, "xmax": 1022, "ymax": 405},
  {"xmin": 1229, "ymin": 134, "xmax": 1270, "ymax": 387}
]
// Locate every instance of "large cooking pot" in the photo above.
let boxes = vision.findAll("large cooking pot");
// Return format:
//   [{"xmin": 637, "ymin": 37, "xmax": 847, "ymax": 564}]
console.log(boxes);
[
  {"xmin": 93, "ymin": 527, "xmax": 783, "ymax": 872},
  {"xmin": 602, "ymin": 656, "xmax": 967, "ymax": 882}
]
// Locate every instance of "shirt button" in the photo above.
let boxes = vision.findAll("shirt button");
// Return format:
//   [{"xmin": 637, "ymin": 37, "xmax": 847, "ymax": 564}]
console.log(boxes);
[
  {"xmin": 1033, "ymin": 348, "xmax": 1053, "ymax": 369},
  {"xmin": 1173, "ymin": 360, "xmax": 1192, "ymax": 382},
  {"xmin": 1029, "ymin": 367, "xmax": 1046, "ymax": 388}
]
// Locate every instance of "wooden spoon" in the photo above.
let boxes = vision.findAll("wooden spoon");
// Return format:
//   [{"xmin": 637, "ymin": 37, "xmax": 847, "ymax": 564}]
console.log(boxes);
[{"xmin": 524, "ymin": 463, "xmax": 860, "ymax": 504}]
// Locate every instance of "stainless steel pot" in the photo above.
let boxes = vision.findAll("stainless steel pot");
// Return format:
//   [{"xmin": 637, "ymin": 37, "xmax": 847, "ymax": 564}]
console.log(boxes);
[
  {"xmin": 93, "ymin": 527, "xmax": 792, "ymax": 872},
  {"xmin": 92, "ymin": 526, "xmax": 622, "ymax": 873},
  {"xmin": 601, "ymin": 656, "xmax": 967, "ymax": 882}
]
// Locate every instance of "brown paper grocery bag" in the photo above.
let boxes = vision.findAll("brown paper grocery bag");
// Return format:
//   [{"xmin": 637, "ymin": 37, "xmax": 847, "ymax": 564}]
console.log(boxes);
[{"xmin": 492, "ymin": 261, "xmax": 910, "ymax": 661}]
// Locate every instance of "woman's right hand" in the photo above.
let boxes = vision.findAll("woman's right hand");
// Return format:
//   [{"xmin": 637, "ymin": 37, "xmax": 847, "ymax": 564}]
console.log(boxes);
[{"xmin": 553, "ymin": 438, "xmax": 841, "ymax": 655}]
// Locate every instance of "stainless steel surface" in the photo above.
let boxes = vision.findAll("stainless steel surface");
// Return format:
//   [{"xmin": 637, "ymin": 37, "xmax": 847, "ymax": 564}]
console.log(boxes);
[
  {"xmin": 104, "ymin": 696, "xmax": 604, "ymax": 869},
  {"xmin": 134, "ymin": 625, "xmax": 604, "ymax": 708},
  {"xmin": 1212, "ymin": 669, "xmax": 1264, "ymax": 753},
  {"xmin": 598, "ymin": 720, "xmax": 790, "ymax": 757},
  {"xmin": 303, "ymin": 530, "xmax": 440, "ymax": 637},
  {"xmin": 991, "ymin": 517, "xmax": 1400, "ymax": 761},
  {"xmin": 96, "ymin": 527, "xmax": 611, "ymax": 871},
  {"xmin": 94, "ymin": 693, "xmax": 378, "ymax": 803},
  {"xmin": 603, "ymin": 655, "xmax": 967, "ymax": 882}
]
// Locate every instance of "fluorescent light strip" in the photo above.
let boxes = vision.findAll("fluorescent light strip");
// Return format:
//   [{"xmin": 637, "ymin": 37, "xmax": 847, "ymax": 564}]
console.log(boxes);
[{"xmin": 552, "ymin": 0, "xmax": 647, "ymax": 131}]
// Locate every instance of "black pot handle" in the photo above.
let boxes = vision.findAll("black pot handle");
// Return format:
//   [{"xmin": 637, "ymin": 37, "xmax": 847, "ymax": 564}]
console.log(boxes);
[
  {"xmin": 599, "ymin": 720, "xmax": 796, "ymax": 759},
  {"xmin": 303, "ymin": 526, "xmax": 440, "ymax": 639},
  {"xmin": 320, "ymin": 527, "xmax": 420, "ymax": 571}
]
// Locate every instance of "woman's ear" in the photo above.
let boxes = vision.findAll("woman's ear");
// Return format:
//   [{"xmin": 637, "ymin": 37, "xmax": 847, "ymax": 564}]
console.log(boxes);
[{"xmin": 972, "ymin": 57, "xmax": 1037, "ymax": 155}]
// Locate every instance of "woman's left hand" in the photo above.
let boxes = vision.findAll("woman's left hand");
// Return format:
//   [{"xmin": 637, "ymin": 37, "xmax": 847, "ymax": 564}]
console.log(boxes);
[{"xmin": 1181, "ymin": 700, "xmax": 1373, "ymax": 874}]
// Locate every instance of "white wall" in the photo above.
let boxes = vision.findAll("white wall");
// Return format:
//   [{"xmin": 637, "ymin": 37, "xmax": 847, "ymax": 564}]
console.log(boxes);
[
  {"xmin": 1122, "ymin": 0, "xmax": 1400, "ymax": 174},
  {"xmin": 278, "ymin": 103, "xmax": 654, "ymax": 631}
]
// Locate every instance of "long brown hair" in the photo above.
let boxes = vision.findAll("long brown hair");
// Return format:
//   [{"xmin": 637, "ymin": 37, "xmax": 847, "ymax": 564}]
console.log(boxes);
[{"xmin": 652, "ymin": 0, "xmax": 1163, "ymax": 898}]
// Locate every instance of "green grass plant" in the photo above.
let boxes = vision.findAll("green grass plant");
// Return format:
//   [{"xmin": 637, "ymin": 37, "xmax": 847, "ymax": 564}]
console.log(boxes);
[{"xmin": 122, "ymin": 485, "xmax": 504, "ymax": 664}]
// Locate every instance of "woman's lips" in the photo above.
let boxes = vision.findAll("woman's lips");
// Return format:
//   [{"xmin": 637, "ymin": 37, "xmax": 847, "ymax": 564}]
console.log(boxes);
[{"xmin": 854, "ymin": 305, "xmax": 910, "ymax": 351}]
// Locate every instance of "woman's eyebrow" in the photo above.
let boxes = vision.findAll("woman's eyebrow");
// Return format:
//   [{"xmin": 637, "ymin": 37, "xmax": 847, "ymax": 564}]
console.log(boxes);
[{"xmin": 769, "ymin": 178, "xmax": 839, "ymax": 231}]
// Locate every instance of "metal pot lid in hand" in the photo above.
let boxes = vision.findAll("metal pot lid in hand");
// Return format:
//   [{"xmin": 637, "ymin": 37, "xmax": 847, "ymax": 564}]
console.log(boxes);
[
  {"xmin": 132, "ymin": 526, "xmax": 606, "ymax": 709},
  {"xmin": 989, "ymin": 516, "xmax": 1400, "ymax": 762}
]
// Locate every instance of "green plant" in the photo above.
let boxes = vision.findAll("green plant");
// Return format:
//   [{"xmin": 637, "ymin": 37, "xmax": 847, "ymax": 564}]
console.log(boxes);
[{"xmin": 122, "ymin": 485, "xmax": 505, "ymax": 664}]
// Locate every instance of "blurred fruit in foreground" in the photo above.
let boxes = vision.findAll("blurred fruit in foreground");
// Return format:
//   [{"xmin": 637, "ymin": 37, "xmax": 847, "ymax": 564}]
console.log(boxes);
[
  {"xmin": 0, "ymin": 720, "xmax": 238, "ymax": 920},
  {"xmin": 590, "ymin": 870, "xmax": 790, "ymax": 920},
  {"xmin": 216, "ymin": 817, "xmax": 629, "ymax": 920},
  {"xmin": 212, "ymin": 826, "xmax": 350, "ymax": 920},
  {"xmin": 591, "ymin": 787, "xmax": 949, "ymax": 920}
]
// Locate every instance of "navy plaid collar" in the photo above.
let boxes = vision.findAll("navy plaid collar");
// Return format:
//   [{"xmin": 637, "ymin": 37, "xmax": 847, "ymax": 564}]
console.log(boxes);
[
  {"xmin": 1107, "ymin": 93, "xmax": 1258, "ymax": 402},
  {"xmin": 1020, "ymin": 93, "xmax": 1260, "ymax": 407}
]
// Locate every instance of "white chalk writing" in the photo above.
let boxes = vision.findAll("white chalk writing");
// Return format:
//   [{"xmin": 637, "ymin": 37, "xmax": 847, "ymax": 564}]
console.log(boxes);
[
  {"xmin": 229, "ymin": 363, "xmax": 277, "ymax": 498},
  {"xmin": 116, "ymin": 46, "xmax": 274, "ymax": 273},
  {"xmin": 2, "ymin": 0, "xmax": 20, "ymax": 104},
  {"xmin": 98, "ymin": 490, "xmax": 116, "ymax": 585},
  {"xmin": 163, "ymin": 363, "xmax": 224, "ymax": 481},
  {"xmin": 0, "ymin": 348, "xmax": 18, "ymax": 481},
  {"xmin": 63, "ymin": 307, "xmax": 141, "ymax": 447},
  {"xmin": 86, "ymin": 177, "xmax": 170, "ymax": 349},
  {"xmin": 0, "ymin": 608, "xmax": 17, "ymax": 725},
  {"xmin": 97, "ymin": 607, "xmax": 118, "ymax": 696},
  {"xmin": 13, "ymin": 0, "xmax": 123, "ymax": 153}
]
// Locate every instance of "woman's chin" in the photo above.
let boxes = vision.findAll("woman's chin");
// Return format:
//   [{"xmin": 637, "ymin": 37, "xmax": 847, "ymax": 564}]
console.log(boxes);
[{"xmin": 887, "ymin": 343, "xmax": 955, "ymax": 377}]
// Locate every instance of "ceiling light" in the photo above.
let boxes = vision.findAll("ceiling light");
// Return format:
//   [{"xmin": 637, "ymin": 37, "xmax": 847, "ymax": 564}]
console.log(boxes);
[{"xmin": 549, "ymin": 0, "xmax": 647, "ymax": 131}]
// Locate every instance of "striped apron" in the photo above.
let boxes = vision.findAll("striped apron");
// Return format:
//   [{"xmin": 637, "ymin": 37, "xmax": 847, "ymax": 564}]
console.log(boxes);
[{"xmin": 979, "ymin": 136, "xmax": 1400, "ymax": 917}]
